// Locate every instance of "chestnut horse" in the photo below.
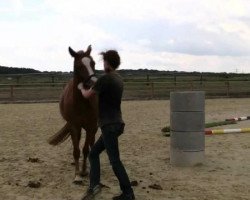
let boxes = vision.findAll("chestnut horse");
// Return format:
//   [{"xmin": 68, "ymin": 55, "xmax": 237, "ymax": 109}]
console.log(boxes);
[{"xmin": 48, "ymin": 45, "xmax": 98, "ymax": 184}]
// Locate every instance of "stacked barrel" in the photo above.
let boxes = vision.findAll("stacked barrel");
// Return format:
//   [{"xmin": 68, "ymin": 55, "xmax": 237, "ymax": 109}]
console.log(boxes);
[{"xmin": 170, "ymin": 91, "xmax": 205, "ymax": 166}]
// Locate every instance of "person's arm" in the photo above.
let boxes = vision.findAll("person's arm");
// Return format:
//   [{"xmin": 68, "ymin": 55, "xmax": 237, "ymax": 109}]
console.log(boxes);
[
  {"xmin": 77, "ymin": 83, "xmax": 96, "ymax": 99},
  {"xmin": 78, "ymin": 75, "xmax": 106, "ymax": 98}
]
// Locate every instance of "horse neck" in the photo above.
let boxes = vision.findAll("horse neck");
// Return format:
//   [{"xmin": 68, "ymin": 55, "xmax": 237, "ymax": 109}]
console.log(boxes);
[{"xmin": 72, "ymin": 75, "xmax": 83, "ymax": 102}]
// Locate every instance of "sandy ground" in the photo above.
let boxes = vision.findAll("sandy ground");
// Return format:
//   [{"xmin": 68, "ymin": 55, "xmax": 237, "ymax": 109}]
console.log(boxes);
[{"xmin": 0, "ymin": 99, "xmax": 250, "ymax": 200}]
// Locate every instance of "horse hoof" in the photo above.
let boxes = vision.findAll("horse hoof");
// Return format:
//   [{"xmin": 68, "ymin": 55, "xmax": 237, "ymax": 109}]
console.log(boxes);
[
  {"xmin": 73, "ymin": 175, "xmax": 83, "ymax": 185},
  {"xmin": 80, "ymin": 171, "xmax": 89, "ymax": 177},
  {"xmin": 73, "ymin": 180, "xmax": 83, "ymax": 185}
]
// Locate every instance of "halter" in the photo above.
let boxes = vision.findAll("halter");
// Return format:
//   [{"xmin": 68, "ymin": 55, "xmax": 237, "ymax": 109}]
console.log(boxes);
[{"xmin": 84, "ymin": 74, "xmax": 97, "ymax": 86}]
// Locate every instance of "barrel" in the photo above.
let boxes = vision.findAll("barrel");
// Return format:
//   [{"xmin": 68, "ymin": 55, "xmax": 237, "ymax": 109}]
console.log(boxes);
[{"xmin": 170, "ymin": 91, "xmax": 205, "ymax": 166}]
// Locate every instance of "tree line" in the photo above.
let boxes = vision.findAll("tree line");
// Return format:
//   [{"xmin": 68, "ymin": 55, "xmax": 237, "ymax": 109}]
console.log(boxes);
[
  {"xmin": 0, "ymin": 65, "xmax": 249, "ymax": 79},
  {"xmin": 0, "ymin": 66, "xmax": 40, "ymax": 74}
]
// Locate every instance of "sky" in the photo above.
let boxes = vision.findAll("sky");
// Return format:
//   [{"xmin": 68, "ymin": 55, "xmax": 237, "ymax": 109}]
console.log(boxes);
[{"xmin": 0, "ymin": 0, "xmax": 250, "ymax": 73}]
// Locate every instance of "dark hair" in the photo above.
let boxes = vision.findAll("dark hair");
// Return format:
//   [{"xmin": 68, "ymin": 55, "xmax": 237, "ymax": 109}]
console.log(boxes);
[{"xmin": 100, "ymin": 50, "xmax": 121, "ymax": 69}]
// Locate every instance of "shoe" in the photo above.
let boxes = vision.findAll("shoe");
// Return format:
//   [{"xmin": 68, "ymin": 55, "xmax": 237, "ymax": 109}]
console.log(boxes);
[
  {"xmin": 112, "ymin": 193, "xmax": 135, "ymax": 200},
  {"xmin": 81, "ymin": 184, "xmax": 102, "ymax": 200}
]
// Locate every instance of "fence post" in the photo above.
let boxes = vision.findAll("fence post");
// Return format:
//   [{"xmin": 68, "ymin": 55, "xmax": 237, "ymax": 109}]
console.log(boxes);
[
  {"xmin": 226, "ymin": 81, "xmax": 230, "ymax": 97},
  {"xmin": 10, "ymin": 85, "xmax": 14, "ymax": 99},
  {"xmin": 146, "ymin": 74, "xmax": 149, "ymax": 83},
  {"xmin": 190, "ymin": 81, "xmax": 194, "ymax": 90},
  {"xmin": 51, "ymin": 76, "xmax": 55, "ymax": 87},
  {"xmin": 150, "ymin": 82, "xmax": 154, "ymax": 99},
  {"xmin": 16, "ymin": 76, "xmax": 20, "ymax": 84}
]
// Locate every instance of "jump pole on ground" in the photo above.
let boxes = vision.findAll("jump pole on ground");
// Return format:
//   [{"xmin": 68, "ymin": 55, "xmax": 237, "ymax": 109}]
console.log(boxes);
[
  {"xmin": 225, "ymin": 116, "xmax": 250, "ymax": 121},
  {"xmin": 205, "ymin": 128, "xmax": 250, "ymax": 135},
  {"xmin": 170, "ymin": 91, "xmax": 205, "ymax": 167}
]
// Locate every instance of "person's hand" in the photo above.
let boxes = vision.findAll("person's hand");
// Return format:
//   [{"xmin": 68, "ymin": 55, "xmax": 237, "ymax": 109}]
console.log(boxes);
[{"xmin": 77, "ymin": 82, "xmax": 84, "ymax": 90}]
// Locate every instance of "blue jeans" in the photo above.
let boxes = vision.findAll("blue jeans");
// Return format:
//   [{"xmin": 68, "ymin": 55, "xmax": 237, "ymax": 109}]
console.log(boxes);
[{"xmin": 89, "ymin": 123, "xmax": 134, "ymax": 195}]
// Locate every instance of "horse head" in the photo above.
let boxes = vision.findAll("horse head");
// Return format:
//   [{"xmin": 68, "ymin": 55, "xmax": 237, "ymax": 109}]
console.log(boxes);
[{"xmin": 68, "ymin": 45, "xmax": 97, "ymax": 87}]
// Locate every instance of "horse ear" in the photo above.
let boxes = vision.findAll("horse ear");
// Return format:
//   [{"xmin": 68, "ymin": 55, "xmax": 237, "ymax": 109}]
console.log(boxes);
[
  {"xmin": 68, "ymin": 46, "xmax": 77, "ymax": 57},
  {"xmin": 85, "ymin": 45, "xmax": 92, "ymax": 55}
]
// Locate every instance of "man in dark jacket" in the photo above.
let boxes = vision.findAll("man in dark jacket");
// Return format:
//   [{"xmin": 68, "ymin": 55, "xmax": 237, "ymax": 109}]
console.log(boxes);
[{"xmin": 78, "ymin": 50, "xmax": 135, "ymax": 200}]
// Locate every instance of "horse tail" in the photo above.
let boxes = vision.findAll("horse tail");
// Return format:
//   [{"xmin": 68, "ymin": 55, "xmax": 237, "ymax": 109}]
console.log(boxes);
[{"xmin": 47, "ymin": 123, "xmax": 71, "ymax": 145}]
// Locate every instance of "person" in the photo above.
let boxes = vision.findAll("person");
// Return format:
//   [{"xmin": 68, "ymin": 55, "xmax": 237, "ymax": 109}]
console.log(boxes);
[{"xmin": 78, "ymin": 50, "xmax": 135, "ymax": 200}]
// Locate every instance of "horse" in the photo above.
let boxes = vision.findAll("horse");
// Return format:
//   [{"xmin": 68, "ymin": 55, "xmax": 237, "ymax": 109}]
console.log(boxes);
[{"xmin": 48, "ymin": 45, "xmax": 98, "ymax": 184}]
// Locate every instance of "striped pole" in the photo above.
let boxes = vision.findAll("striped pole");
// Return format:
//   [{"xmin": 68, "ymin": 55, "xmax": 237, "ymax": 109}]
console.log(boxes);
[
  {"xmin": 225, "ymin": 116, "xmax": 250, "ymax": 121},
  {"xmin": 205, "ymin": 128, "xmax": 250, "ymax": 135}
]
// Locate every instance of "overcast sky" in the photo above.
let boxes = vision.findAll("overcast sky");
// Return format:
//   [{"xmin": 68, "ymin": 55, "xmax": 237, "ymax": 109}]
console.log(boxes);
[{"xmin": 0, "ymin": 0, "xmax": 250, "ymax": 72}]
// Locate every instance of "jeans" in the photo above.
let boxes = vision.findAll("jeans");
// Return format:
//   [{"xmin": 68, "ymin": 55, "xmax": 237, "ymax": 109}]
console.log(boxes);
[{"xmin": 89, "ymin": 123, "xmax": 134, "ymax": 196}]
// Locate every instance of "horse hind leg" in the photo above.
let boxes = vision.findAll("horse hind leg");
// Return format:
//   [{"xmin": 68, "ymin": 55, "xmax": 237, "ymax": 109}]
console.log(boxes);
[{"xmin": 70, "ymin": 126, "xmax": 83, "ymax": 184}]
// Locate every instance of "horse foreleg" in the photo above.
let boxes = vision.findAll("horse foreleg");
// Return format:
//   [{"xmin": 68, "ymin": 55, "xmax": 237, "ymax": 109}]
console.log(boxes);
[
  {"xmin": 81, "ymin": 129, "xmax": 96, "ymax": 177},
  {"xmin": 70, "ymin": 126, "xmax": 82, "ymax": 184}
]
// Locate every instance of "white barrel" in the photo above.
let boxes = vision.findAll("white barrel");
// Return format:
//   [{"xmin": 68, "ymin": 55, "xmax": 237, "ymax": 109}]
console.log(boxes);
[
  {"xmin": 170, "ymin": 91, "xmax": 205, "ymax": 112},
  {"xmin": 170, "ymin": 112, "xmax": 205, "ymax": 132},
  {"xmin": 170, "ymin": 132, "xmax": 204, "ymax": 150},
  {"xmin": 170, "ymin": 91, "xmax": 205, "ymax": 167}
]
